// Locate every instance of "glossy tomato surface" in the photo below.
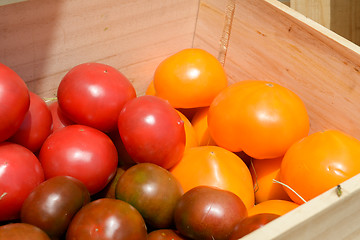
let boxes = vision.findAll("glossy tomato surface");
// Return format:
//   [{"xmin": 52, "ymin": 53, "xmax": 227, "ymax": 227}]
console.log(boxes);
[
  {"xmin": 0, "ymin": 63, "xmax": 30, "ymax": 143},
  {"xmin": 208, "ymin": 80, "xmax": 310, "ymax": 159},
  {"xmin": 9, "ymin": 92, "xmax": 52, "ymax": 153},
  {"xmin": 115, "ymin": 163, "xmax": 183, "ymax": 229},
  {"xmin": 229, "ymin": 213, "xmax": 280, "ymax": 239},
  {"xmin": 66, "ymin": 198, "xmax": 147, "ymax": 240},
  {"xmin": 280, "ymin": 129, "xmax": 360, "ymax": 204},
  {"xmin": 154, "ymin": 48, "xmax": 228, "ymax": 108},
  {"xmin": 57, "ymin": 62, "xmax": 136, "ymax": 132},
  {"xmin": 0, "ymin": 223, "xmax": 51, "ymax": 240},
  {"xmin": 20, "ymin": 176, "xmax": 90, "ymax": 239},
  {"xmin": 118, "ymin": 95, "xmax": 185, "ymax": 169},
  {"xmin": 48, "ymin": 101, "xmax": 74, "ymax": 133},
  {"xmin": 174, "ymin": 186, "xmax": 247, "ymax": 240},
  {"xmin": 170, "ymin": 146, "xmax": 255, "ymax": 209},
  {"xmin": 0, "ymin": 142, "xmax": 44, "ymax": 221},
  {"xmin": 39, "ymin": 125, "xmax": 118, "ymax": 195}
]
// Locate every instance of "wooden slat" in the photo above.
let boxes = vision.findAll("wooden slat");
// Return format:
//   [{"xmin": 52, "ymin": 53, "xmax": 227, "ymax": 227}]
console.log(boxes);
[
  {"xmin": 290, "ymin": 0, "xmax": 331, "ymax": 28},
  {"xmin": 0, "ymin": 0, "xmax": 200, "ymax": 97},
  {"xmin": 223, "ymin": 0, "xmax": 360, "ymax": 139}
]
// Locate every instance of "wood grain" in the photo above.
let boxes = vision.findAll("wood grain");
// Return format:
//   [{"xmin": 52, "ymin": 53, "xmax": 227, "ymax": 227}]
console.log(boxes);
[{"xmin": 0, "ymin": 0, "xmax": 199, "ymax": 97}]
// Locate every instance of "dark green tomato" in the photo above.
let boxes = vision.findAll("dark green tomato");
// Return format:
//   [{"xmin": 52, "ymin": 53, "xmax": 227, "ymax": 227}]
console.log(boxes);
[
  {"xmin": 174, "ymin": 186, "xmax": 248, "ymax": 240},
  {"xmin": 20, "ymin": 176, "xmax": 90, "ymax": 239},
  {"xmin": 115, "ymin": 163, "xmax": 184, "ymax": 229},
  {"xmin": 0, "ymin": 223, "xmax": 51, "ymax": 240},
  {"xmin": 92, "ymin": 168, "xmax": 125, "ymax": 200},
  {"xmin": 147, "ymin": 229, "xmax": 188, "ymax": 240},
  {"xmin": 66, "ymin": 198, "xmax": 147, "ymax": 240},
  {"xmin": 229, "ymin": 213, "xmax": 280, "ymax": 239}
]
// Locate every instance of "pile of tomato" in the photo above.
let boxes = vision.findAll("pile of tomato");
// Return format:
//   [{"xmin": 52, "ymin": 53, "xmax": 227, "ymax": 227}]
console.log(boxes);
[{"xmin": 1, "ymin": 48, "xmax": 360, "ymax": 240}]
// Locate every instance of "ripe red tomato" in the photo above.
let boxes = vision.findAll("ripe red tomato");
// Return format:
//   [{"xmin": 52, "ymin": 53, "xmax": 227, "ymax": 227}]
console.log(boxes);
[
  {"xmin": 0, "ymin": 142, "xmax": 44, "ymax": 221},
  {"xmin": 0, "ymin": 63, "xmax": 30, "ymax": 143},
  {"xmin": 48, "ymin": 101, "xmax": 74, "ymax": 133},
  {"xmin": 147, "ymin": 229, "xmax": 186, "ymax": 240},
  {"xmin": 57, "ymin": 62, "xmax": 136, "ymax": 133},
  {"xmin": 8, "ymin": 92, "xmax": 52, "ymax": 153},
  {"xmin": 66, "ymin": 198, "xmax": 147, "ymax": 240},
  {"xmin": 38, "ymin": 125, "xmax": 118, "ymax": 195},
  {"xmin": 118, "ymin": 95, "xmax": 186, "ymax": 169}
]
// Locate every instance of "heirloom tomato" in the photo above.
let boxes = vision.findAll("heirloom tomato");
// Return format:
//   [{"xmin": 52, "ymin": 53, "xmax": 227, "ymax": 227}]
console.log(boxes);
[{"xmin": 0, "ymin": 223, "xmax": 50, "ymax": 240}]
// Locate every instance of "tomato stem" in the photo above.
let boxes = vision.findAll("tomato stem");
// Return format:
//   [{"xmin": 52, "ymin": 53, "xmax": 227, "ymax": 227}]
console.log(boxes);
[{"xmin": 0, "ymin": 192, "xmax": 7, "ymax": 200}]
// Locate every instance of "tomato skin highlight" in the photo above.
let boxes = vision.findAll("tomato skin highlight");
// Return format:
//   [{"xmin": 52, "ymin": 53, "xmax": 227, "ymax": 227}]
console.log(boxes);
[
  {"xmin": 0, "ymin": 142, "xmax": 45, "ymax": 221},
  {"xmin": 0, "ymin": 63, "xmax": 30, "ymax": 143},
  {"xmin": 118, "ymin": 95, "xmax": 185, "ymax": 169}
]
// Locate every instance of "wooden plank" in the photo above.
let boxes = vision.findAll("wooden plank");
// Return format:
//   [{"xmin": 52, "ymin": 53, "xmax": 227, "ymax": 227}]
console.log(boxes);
[
  {"xmin": 223, "ymin": 0, "xmax": 360, "ymax": 139},
  {"xmin": 290, "ymin": 0, "xmax": 331, "ymax": 28},
  {"xmin": 0, "ymin": 0, "xmax": 199, "ymax": 97}
]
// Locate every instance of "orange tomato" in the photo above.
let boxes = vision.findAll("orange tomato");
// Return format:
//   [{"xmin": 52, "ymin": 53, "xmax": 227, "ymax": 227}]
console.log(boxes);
[
  {"xmin": 170, "ymin": 146, "xmax": 255, "ymax": 209},
  {"xmin": 207, "ymin": 80, "xmax": 310, "ymax": 159},
  {"xmin": 145, "ymin": 80, "xmax": 156, "ymax": 96},
  {"xmin": 280, "ymin": 129, "xmax": 360, "ymax": 204},
  {"xmin": 250, "ymin": 157, "xmax": 291, "ymax": 204},
  {"xmin": 154, "ymin": 48, "xmax": 228, "ymax": 109},
  {"xmin": 191, "ymin": 107, "xmax": 216, "ymax": 146},
  {"xmin": 247, "ymin": 200, "xmax": 299, "ymax": 217},
  {"xmin": 176, "ymin": 110, "xmax": 198, "ymax": 149}
]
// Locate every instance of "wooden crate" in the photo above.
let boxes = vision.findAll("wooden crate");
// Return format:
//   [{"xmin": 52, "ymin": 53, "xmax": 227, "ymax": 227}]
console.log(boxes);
[{"xmin": 1, "ymin": 0, "xmax": 360, "ymax": 239}]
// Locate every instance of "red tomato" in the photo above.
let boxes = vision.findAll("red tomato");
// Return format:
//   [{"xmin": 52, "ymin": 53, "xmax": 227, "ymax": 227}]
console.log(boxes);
[
  {"xmin": 48, "ymin": 101, "xmax": 74, "ymax": 133},
  {"xmin": 0, "ymin": 63, "xmax": 30, "ymax": 143},
  {"xmin": 39, "ymin": 125, "xmax": 118, "ymax": 195},
  {"xmin": 57, "ymin": 62, "xmax": 136, "ymax": 133},
  {"xmin": 8, "ymin": 92, "xmax": 52, "ymax": 153},
  {"xmin": 0, "ymin": 223, "xmax": 50, "ymax": 240},
  {"xmin": 0, "ymin": 142, "xmax": 44, "ymax": 221},
  {"xmin": 118, "ymin": 95, "xmax": 186, "ymax": 169}
]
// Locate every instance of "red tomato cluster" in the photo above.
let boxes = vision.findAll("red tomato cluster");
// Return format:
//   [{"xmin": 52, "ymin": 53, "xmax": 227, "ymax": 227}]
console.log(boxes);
[{"xmin": 1, "ymin": 47, "xmax": 360, "ymax": 240}]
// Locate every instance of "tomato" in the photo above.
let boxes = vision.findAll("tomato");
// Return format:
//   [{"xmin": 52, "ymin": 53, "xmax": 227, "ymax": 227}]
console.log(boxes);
[
  {"xmin": 20, "ymin": 176, "xmax": 90, "ymax": 239},
  {"xmin": 247, "ymin": 200, "xmax": 299, "ymax": 217},
  {"xmin": 0, "ymin": 63, "xmax": 30, "ymax": 143},
  {"xmin": 208, "ymin": 80, "xmax": 310, "ymax": 159},
  {"xmin": 92, "ymin": 168, "xmax": 125, "ymax": 200},
  {"xmin": 48, "ymin": 101, "xmax": 74, "ymax": 133},
  {"xmin": 176, "ymin": 110, "xmax": 198, "ymax": 149},
  {"xmin": 174, "ymin": 186, "xmax": 247, "ymax": 240},
  {"xmin": 154, "ymin": 48, "xmax": 228, "ymax": 109},
  {"xmin": 190, "ymin": 107, "xmax": 216, "ymax": 146},
  {"xmin": 229, "ymin": 213, "xmax": 280, "ymax": 239},
  {"xmin": 8, "ymin": 92, "xmax": 52, "ymax": 153},
  {"xmin": 0, "ymin": 223, "xmax": 51, "ymax": 240},
  {"xmin": 118, "ymin": 95, "xmax": 186, "ymax": 169},
  {"xmin": 115, "ymin": 163, "xmax": 183, "ymax": 229},
  {"xmin": 147, "ymin": 229, "xmax": 186, "ymax": 240},
  {"xmin": 280, "ymin": 129, "xmax": 360, "ymax": 204},
  {"xmin": 57, "ymin": 62, "xmax": 136, "ymax": 133},
  {"xmin": 170, "ymin": 146, "xmax": 255, "ymax": 209},
  {"xmin": 39, "ymin": 125, "xmax": 118, "ymax": 195},
  {"xmin": 250, "ymin": 157, "xmax": 291, "ymax": 204},
  {"xmin": 66, "ymin": 198, "xmax": 147, "ymax": 240},
  {"xmin": 0, "ymin": 142, "xmax": 44, "ymax": 221}
]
